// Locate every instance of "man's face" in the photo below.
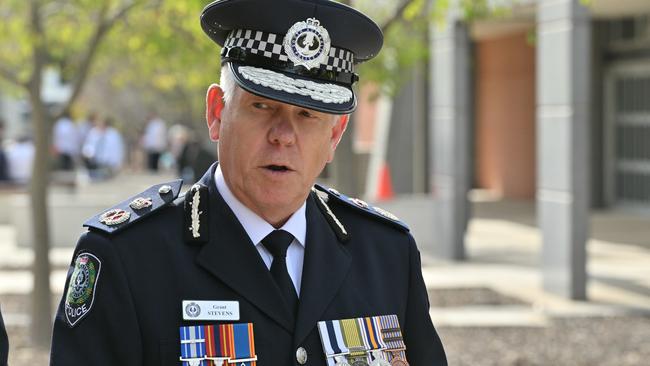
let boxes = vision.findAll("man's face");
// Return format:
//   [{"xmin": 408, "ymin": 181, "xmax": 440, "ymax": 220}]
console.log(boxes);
[{"xmin": 206, "ymin": 83, "xmax": 348, "ymax": 225}]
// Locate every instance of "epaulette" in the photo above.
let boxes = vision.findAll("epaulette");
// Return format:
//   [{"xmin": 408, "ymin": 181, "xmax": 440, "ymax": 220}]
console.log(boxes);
[
  {"xmin": 84, "ymin": 179, "xmax": 183, "ymax": 235},
  {"xmin": 313, "ymin": 183, "xmax": 409, "ymax": 232}
]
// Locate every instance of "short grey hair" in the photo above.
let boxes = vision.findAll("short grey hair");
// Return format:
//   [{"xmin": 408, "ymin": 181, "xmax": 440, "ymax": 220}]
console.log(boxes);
[{"xmin": 220, "ymin": 66, "xmax": 236, "ymax": 104}]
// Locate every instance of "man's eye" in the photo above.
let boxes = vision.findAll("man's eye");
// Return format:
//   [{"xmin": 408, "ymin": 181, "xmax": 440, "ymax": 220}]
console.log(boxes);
[
  {"xmin": 253, "ymin": 102, "xmax": 270, "ymax": 109},
  {"xmin": 299, "ymin": 110, "xmax": 316, "ymax": 118}
]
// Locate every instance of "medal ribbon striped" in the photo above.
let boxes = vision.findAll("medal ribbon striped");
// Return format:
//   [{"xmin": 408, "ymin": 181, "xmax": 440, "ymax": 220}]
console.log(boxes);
[
  {"xmin": 219, "ymin": 324, "xmax": 234, "ymax": 360},
  {"xmin": 378, "ymin": 315, "xmax": 407, "ymax": 363},
  {"xmin": 180, "ymin": 326, "xmax": 208, "ymax": 366},
  {"xmin": 318, "ymin": 319, "xmax": 350, "ymax": 366},
  {"xmin": 358, "ymin": 316, "xmax": 386, "ymax": 351},
  {"xmin": 341, "ymin": 318, "xmax": 370, "ymax": 363},
  {"xmin": 233, "ymin": 323, "xmax": 257, "ymax": 365},
  {"xmin": 204, "ymin": 325, "xmax": 227, "ymax": 366}
]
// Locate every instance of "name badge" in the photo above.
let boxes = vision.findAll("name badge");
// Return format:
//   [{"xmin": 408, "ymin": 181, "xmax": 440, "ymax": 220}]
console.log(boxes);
[{"xmin": 182, "ymin": 300, "xmax": 240, "ymax": 321}]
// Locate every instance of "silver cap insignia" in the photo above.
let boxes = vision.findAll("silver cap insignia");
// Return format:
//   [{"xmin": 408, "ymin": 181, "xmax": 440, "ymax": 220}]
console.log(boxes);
[{"xmin": 284, "ymin": 18, "xmax": 331, "ymax": 70}]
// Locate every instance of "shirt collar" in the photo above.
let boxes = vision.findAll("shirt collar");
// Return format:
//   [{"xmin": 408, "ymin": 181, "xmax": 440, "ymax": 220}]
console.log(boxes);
[{"xmin": 215, "ymin": 165, "xmax": 306, "ymax": 247}]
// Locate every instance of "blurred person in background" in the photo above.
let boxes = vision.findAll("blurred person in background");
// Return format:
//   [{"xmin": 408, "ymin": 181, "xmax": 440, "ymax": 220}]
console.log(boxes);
[
  {"xmin": 52, "ymin": 110, "xmax": 80, "ymax": 171},
  {"xmin": 5, "ymin": 134, "xmax": 35, "ymax": 185},
  {"xmin": 141, "ymin": 112, "xmax": 167, "ymax": 172},
  {"xmin": 176, "ymin": 127, "xmax": 216, "ymax": 182},
  {"xmin": 77, "ymin": 111, "xmax": 98, "ymax": 149},
  {"xmin": 0, "ymin": 120, "xmax": 9, "ymax": 182},
  {"xmin": 82, "ymin": 116, "xmax": 124, "ymax": 179}
]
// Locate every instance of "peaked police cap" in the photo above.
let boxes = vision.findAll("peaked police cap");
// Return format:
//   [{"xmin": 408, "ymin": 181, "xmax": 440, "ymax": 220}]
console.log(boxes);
[{"xmin": 200, "ymin": 0, "xmax": 383, "ymax": 114}]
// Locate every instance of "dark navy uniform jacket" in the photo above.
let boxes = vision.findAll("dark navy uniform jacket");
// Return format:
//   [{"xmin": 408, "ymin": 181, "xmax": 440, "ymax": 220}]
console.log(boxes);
[
  {"xmin": 0, "ymin": 309, "xmax": 7, "ymax": 366},
  {"xmin": 50, "ymin": 165, "xmax": 447, "ymax": 365}
]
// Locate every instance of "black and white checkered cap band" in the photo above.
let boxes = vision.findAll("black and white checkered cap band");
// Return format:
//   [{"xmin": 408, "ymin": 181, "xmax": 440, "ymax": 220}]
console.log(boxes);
[{"xmin": 223, "ymin": 29, "xmax": 355, "ymax": 74}]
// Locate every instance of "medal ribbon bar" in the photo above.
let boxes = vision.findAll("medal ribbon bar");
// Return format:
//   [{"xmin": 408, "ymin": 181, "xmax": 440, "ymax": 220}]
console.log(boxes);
[
  {"xmin": 341, "ymin": 318, "xmax": 371, "ymax": 364},
  {"xmin": 317, "ymin": 319, "xmax": 351, "ymax": 366},
  {"xmin": 180, "ymin": 326, "xmax": 208, "ymax": 366},
  {"xmin": 180, "ymin": 323, "xmax": 257, "ymax": 366},
  {"xmin": 378, "ymin": 315, "xmax": 409, "ymax": 365}
]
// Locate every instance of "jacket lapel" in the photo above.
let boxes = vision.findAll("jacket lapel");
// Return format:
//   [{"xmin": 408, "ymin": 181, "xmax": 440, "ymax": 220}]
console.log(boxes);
[
  {"xmin": 294, "ymin": 193, "xmax": 351, "ymax": 344},
  {"xmin": 194, "ymin": 165, "xmax": 295, "ymax": 333}
]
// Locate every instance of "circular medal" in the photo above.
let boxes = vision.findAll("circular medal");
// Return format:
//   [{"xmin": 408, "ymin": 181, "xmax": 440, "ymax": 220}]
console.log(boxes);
[
  {"xmin": 351, "ymin": 360, "xmax": 369, "ymax": 366},
  {"xmin": 334, "ymin": 356, "xmax": 351, "ymax": 366},
  {"xmin": 129, "ymin": 197, "xmax": 153, "ymax": 210},
  {"xmin": 390, "ymin": 357, "xmax": 409, "ymax": 366},
  {"xmin": 283, "ymin": 18, "xmax": 331, "ymax": 70},
  {"xmin": 370, "ymin": 351, "xmax": 391, "ymax": 366},
  {"xmin": 99, "ymin": 209, "xmax": 130, "ymax": 226}
]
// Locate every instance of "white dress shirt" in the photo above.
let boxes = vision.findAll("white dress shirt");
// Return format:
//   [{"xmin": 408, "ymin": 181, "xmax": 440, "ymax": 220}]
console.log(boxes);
[{"xmin": 215, "ymin": 165, "xmax": 306, "ymax": 296}]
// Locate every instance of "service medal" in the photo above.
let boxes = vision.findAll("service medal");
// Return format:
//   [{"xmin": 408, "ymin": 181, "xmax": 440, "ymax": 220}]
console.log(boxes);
[
  {"xmin": 284, "ymin": 18, "xmax": 331, "ymax": 70},
  {"xmin": 369, "ymin": 350, "xmax": 391, "ymax": 366},
  {"xmin": 390, "ymin": 356, "xmax": 409, "ymax": 366},
  {"xmin": 351, "ymin": 359, "xmax": 370, "ymax": 366},
  {"xmin": 99, "ymin": 209, "xmax": 130, "ymax": 226},
  {"xmin": 334, "ymin": 356, "xmax": 352, "ymax": 366}
]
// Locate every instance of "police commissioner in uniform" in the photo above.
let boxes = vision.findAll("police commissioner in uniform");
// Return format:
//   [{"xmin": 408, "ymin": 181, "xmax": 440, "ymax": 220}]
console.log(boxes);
[{"xmin": 50, "ymin": 1, "xmax": 448, "ymax": 365}]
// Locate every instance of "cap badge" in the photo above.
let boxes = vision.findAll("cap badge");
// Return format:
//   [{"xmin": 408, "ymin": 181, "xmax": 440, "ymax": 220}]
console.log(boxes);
[{"xmin": 284, "ymin": 18, "xmax": 331, "ymax": 70}]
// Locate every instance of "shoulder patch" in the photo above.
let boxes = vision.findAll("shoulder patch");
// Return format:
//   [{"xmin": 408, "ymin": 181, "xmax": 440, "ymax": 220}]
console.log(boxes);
[
  {"xmin": 313, "ymin": 183, "xmax": 409, "ymax": 232},
  {"xmin": 65, "ymin": 252, "xmax": 101, "ymax": 327},
  {"xmin": 84, "ymin": 179, "xmax": 183, "ymax": 235}
]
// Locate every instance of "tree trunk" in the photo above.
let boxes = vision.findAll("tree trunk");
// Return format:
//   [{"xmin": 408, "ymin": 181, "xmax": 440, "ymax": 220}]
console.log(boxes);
[{"xmin": 28, "ymin": 91, "xmax": 53, "ymax": 349}]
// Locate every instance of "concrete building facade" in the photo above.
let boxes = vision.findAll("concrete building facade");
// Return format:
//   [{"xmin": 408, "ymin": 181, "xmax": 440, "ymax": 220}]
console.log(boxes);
[{"xmin": 429, "ymin": 0, "xmax": 650, "ymax": 299}]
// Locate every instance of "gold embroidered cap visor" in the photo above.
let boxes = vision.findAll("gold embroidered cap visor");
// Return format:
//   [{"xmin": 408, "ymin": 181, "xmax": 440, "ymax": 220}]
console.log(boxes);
[{"xmin": 200, "ymin": 0, "xmax": 383, "ymax": 115}]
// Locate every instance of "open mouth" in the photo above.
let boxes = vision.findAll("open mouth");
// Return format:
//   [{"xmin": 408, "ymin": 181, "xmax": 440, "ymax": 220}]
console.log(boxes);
[{"xmin": 264, "ymin": 164, "xmax": 291, "ymax": 172}]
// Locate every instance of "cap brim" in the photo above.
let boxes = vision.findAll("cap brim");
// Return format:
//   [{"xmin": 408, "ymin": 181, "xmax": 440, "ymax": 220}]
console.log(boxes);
[{"xmin": 229, "ymin": 62, "xmax": 357, "ymax": 115}]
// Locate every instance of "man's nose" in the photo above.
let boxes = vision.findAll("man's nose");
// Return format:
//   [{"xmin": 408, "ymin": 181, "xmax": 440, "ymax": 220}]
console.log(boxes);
[{"xmin": 267, "ymin": 116, "xmax": 296, "ymax": 146}]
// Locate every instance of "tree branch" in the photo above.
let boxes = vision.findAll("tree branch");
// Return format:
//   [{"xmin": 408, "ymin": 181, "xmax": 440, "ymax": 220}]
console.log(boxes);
[
  {"xmin": 380, "ymin": 0, "xmax": 417, "ymax": 33},
  {"xmin": 58, "ymin": 0, "xmax": 140, "ymax": 119},
  {"xmin": 0, "ymin": 64, "xmax": 26, "ymax": 87}
]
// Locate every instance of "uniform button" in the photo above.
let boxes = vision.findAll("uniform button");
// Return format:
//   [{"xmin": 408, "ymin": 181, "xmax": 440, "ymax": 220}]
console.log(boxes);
[{"xmin": 296, "ymin": 347, "xmax": 308, "ymax": 365}]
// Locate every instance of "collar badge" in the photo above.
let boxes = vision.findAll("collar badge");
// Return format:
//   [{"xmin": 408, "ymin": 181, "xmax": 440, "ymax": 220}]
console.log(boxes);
[{"xmin": 284, "ymin": 18, "xmax": 331, "ymax": 70}]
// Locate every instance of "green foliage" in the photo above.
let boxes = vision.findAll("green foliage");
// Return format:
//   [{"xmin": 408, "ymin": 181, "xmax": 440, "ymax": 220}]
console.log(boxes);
[{"xmin": 0, "ymin": 0, "xmax": 535, "ymax": 120}]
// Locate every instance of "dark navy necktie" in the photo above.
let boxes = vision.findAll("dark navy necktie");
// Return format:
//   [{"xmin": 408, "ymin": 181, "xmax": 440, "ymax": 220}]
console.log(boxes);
[{"xmin": 262, "ymin": 230, "xmax": 298, "ymax": 317}]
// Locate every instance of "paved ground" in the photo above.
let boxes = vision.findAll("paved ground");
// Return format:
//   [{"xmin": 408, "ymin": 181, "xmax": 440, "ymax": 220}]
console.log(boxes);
[{"xmin": 1, "ymin": 177, "xmax": 649, "ymax": 365}]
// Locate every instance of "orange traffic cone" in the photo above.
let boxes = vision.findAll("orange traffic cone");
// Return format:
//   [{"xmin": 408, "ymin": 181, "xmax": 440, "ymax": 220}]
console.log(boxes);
[{"xmin": 376, "ymin": 162, "xmax": 395, "ymax": 201}]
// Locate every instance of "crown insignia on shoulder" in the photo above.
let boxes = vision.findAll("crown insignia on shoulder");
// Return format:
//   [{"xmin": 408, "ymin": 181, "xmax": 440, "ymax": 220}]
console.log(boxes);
[
  {"xmin": 313, "ymin": 184, "xmax": 409, "ymax": 232},
  {"xmin": 84, "ymin": 180, "xmax": 183, "ymax": 235}
]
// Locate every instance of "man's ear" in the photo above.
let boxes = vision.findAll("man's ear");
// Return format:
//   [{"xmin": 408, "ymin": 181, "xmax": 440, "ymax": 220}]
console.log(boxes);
[
  {"xmin": 206, "ymin": 84, "xmax": 225, "ymax": 141},
  {"xmin": 327, "ymin": 114, "xmax": 349, "ymax": 162}
]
